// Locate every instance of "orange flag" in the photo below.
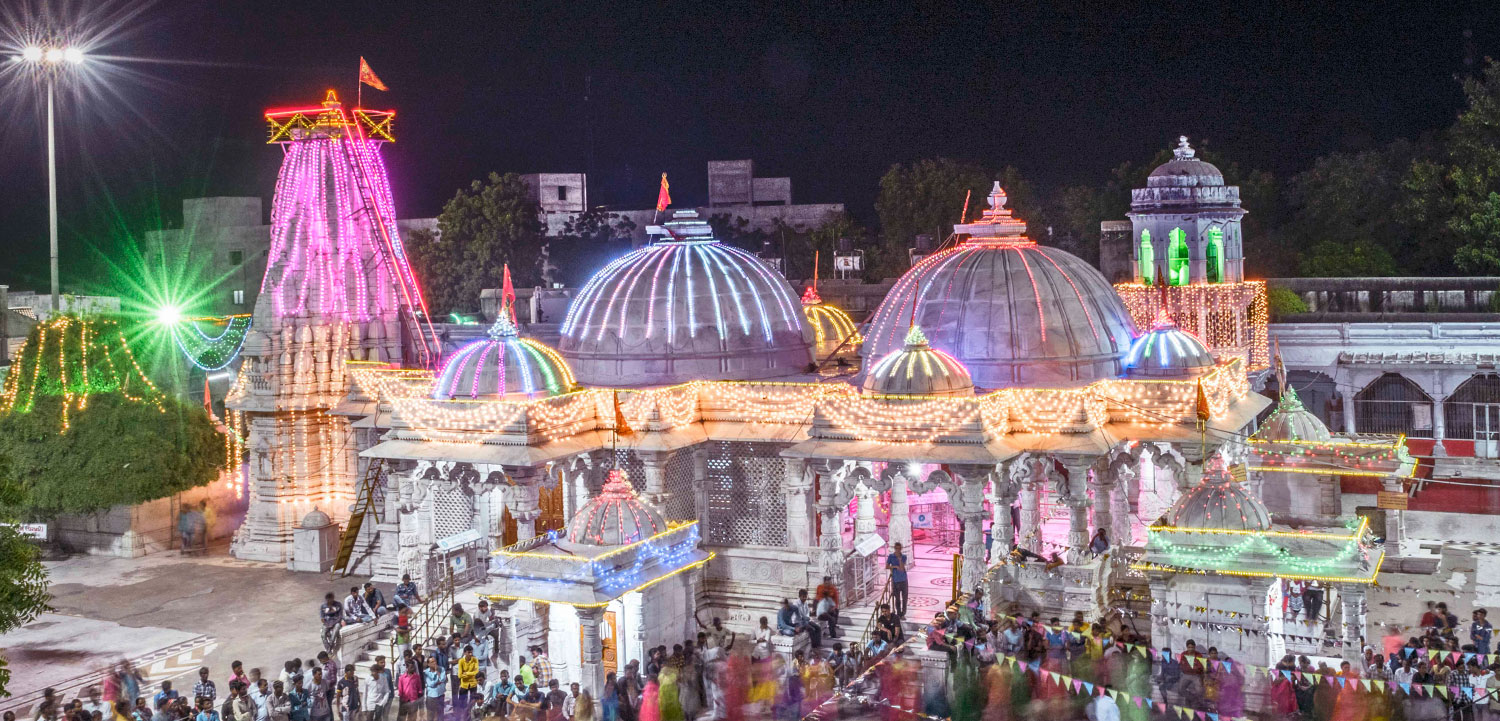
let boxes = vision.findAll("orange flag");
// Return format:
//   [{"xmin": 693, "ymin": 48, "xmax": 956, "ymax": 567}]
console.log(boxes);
[
  {"xmin": 359, "ymin": 57, "xmax": 388, "ymax": 91},
  {"xmin": 1195, "ymin": 379, "xmax": 1211, "ymax": 422},
  {"xmin": 612, "ymin": 391, "xmax": 633, "ymax": 436},
  {"xmin": 203, "ymin": 376, "xmax": 213, "ymax": 414},
  {"xmin": 655, "ymin": 173, "xmax": 671, "ymax": 213}
]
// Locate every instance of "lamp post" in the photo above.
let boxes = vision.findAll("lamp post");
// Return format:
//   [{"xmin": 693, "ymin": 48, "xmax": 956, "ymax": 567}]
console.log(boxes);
[{"xmin": 18, "ymin": 44, "xmax": 84, "ymax": 314}]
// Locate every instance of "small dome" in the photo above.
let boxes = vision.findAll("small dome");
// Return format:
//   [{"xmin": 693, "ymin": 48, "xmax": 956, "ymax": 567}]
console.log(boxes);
[
  {"xmin": 1147, "ymin": 136, "xmax": 1225, "ymax": 188},
  {"xmin": 566, "ymin": 470, "xmax": 668, "ymax": 546},
  {"xmin": 300, "ymin": 508, "xmax": 333, "ymax": 528},
  {"xmin": 863, "ymin": 326, "xmax": 974, "ymax": 397},
  {"xmin": 559, "ymin": 210, "xmax": 815, "ymax": 387},
  {"xmin": 1257, "ymin": 386, "xmax": 1332, "ymax": 442},
  {"xmin": 433, "ymin": 314, "xmax": 575, "ymax": 399},
  {"xmin": 861, "ymin": 183, "xmax": 1136, "ymax": 389},
  {"xmin": 1167, "ymin": 456, "xmax": 1271, "ymax": 531},
  {"xmin": 802, "ymin": 286, "xmax": 861, "ymax": 356},
  {"xmin": 1123, "ymin": 310, "xmax": 1216, "ymax": 378}
]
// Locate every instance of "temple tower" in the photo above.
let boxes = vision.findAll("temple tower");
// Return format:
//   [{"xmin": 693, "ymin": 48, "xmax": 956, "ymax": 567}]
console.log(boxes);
[{"xmin": 228, "ymin": 91, "xmax": 435, "ymax": 562}]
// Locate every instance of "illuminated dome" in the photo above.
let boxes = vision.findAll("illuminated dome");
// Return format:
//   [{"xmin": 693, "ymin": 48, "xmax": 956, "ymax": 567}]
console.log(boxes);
[
  {"xmin": 1122, "ymin": 310, "xmax": 1215, "ymax": 378},
  {"xmin": 862, "ymin": 325, "xmax": 973, "ymax": 397},
  {"xmin": 1167, "ymin": 455, "xmax": 1271, "ymax": 531},
  {"xmin": 861, "ymin": 183, "xmax": 1136, "ymax": 389},
  {"xmin": 1147, "ymin": 136, "xmax": 1225, "ymax": 187},
  {"xmin": 1257, "ymin": 386, "xmax": 1332, "ymax": 442},
  {"xmin": 559, "ymin": 210, "xmax": 815, "ymax": 387},
  {"xmin": 802, "ymin": 285, "xmax": 861, "ymax": 357},
  {"xmin": 433, "ymin": 314, "xmax": 576, "ymax": 399},
  {"xmin": 565, "ymin": 470, "xmax": 667, "ymax": 546}
]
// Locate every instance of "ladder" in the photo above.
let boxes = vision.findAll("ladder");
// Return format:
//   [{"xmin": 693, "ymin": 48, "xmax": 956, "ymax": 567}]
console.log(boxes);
[
  {"xmin": 332, "ymin": 458, "xmax": 386, "ymax": 577},
  {"xmin": 338, "ymin": 120, "xmax": 441, "ymax": 370}
]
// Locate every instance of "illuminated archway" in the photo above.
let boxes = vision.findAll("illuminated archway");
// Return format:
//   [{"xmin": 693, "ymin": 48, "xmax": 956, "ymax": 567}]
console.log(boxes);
[
  {"xmin": 1168, "ymin": 228, "xmax": 1189, "ymax": 286},
  {"xmin": 1139, "ymin": 230, "xmax": 1155, "ymax": 284}
]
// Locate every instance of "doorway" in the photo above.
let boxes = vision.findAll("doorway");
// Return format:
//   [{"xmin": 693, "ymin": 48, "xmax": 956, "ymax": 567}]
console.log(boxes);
[{"xmin": 1476, "ymin": 404, "xmax": 1500, "ymax": 459}]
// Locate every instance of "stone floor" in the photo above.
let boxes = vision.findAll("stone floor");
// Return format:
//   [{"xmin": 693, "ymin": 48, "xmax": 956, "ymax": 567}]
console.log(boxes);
[{"xmin": 2, "ymin": 550, "xmax": 367, "ymax": 717}]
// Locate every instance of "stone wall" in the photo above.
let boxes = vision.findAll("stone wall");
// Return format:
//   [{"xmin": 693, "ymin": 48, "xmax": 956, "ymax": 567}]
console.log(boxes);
[{"xmin": 52, "ymin": 479, "xmax": 247, "ymax": 558}]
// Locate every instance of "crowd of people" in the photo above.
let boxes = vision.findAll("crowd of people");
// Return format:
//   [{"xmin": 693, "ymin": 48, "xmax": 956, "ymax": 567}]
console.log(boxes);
[{"xmin": 24, "ymin": 575, "xmax": 1500, "ymax": 721}]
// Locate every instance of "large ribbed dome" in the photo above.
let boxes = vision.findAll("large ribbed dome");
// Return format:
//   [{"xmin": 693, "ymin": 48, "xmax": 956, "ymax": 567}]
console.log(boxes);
[
  {"xmin": 566, "ymin": 470, "xmax": 667, "ymax": 546},
  {"xmin": 860, "ymin": 184, "xmax": 1136, "ymax": 389},
  {"xmin": 433, "ymin": 314, "xmax": 576, "ymax": 399},
  {"xmin": 1257, "ymin": 386, "xmax": 1332, "ymax": 442},
  {"xmin": 863, "ymin": 325, "xmax": 973, "ymax": 397},
  {"xmin": 559, "ymin": 210, "xmax": 815, "ymax": 387},
  {"xmin": 1147, "ymin": 136, "xmax": 1225, "ymax": 188},
  {"xmin": 1167, "ymin": 456, "xmax": 1271, "ymax": 531}
]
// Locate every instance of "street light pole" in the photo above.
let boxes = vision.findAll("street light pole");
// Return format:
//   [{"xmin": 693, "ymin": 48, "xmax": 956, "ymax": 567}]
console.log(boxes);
[{"xmin": 46, "ymin": 77, "xmax": 59, "ymax": 313}]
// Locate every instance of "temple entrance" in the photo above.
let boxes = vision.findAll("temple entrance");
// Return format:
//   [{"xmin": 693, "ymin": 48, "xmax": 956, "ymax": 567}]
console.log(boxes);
[{"xmin": 843, "ymin": 482, "xmax": 972, "ymax": 615}]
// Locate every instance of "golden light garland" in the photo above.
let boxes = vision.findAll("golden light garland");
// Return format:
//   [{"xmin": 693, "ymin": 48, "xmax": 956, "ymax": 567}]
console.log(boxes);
[{"xmin": 1115, "ymin": 280, "xmax": 1269, "ymax": 371}]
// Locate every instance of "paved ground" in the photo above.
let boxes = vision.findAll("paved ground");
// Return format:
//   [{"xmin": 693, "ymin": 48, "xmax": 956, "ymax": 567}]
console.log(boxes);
[{"xmin": 3, "ymin": 549, "xmax": 343, "ymax": 715}]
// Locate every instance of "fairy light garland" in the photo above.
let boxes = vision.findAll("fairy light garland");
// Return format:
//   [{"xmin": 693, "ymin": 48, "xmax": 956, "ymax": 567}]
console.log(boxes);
[
  {"xmin": 1115, "ymin": 280, "xmax": 1269, "ymax": 371},
  {"xmin": 0, "ymin": 316, "xmax": 165, "ymax": 433}
]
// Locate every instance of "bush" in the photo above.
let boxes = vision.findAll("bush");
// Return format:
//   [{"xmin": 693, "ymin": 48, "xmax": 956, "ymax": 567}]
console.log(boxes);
[{"xmin": 1268, "ymin": 287, "xmax": 1309, "ymax": 317}]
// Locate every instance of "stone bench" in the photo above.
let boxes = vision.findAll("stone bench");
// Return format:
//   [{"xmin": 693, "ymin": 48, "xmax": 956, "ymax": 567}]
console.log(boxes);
[{"xmin": 770, "ymin": 629, "xmax": 811, "ymax": 660}]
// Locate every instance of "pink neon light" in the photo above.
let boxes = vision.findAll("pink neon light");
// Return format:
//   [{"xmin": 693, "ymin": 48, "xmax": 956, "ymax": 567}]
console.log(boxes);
[
  {"xmin": 1011, "ymin": 247, "xmax": 1046, "ymax": 343},
  {"xmin": 471, "ymin": 344, "xmax": 496, "ymax": 398},
  {"xmin": 1030, "ymin": 247, "xmax": 1100, "ymax": 341}
]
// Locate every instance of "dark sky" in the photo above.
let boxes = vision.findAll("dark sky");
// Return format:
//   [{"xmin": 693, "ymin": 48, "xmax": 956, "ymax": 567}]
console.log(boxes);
[{"xmin": 1, "ymin": 0, "xmax": 1497, "ymax": 291}]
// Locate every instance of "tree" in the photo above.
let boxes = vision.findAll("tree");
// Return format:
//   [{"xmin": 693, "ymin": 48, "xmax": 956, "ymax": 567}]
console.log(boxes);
[
  {"xmin": 405, "ymin": 173, "xmax": 546, "ymax": 316},
  {"xmin": 548, "ymin": 207, "xmax": 638, "ymax": 287},
  {"xmin": 1297, "ymin": 239, "xmax": 1398, "ymax": 277},
  {"xmin": 1266, "ymin": 286, "xmax": 1309, "ymax": 317},
  {"xmin": 872, "ymin": 159, "xmax": 1041, "ymax": 280},
  {"xmin": 0, "ymin": 510, "xmax": 49, "ymax": 696},
  {"xmin": 0, "ymin": 392, "xmax": 224, "ymax": 517},
  {"xmin": 1405, "ymin": 59, "xmax": 1500, "ymax": 274}
]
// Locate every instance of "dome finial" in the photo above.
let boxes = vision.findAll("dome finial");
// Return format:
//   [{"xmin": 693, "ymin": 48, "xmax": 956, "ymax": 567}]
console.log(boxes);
[
  {"xmin": 1174, "ymin": 135, "xmax": 1196, "ymax": 160},
  {"xmin": 988, "ymin": 181, "xmax": 1007, "ymax": 210},
  {"xmin": 487, "ymin": 311, "xmax": 520, "ymax": 340},
  {"xmin": 904, "ymin": 324, "xmax": 930, "ymax": 348}
]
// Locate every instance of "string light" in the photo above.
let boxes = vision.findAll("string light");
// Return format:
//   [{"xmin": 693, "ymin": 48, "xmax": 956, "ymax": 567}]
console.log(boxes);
[
  {"xmin": 1, "ymin": 316, "xmax": 164, "ymax": 433},
  {"xmin": 171, "ymin": 315, "xmax": 253, "ymax": 371},
  {"xmin": 1114, "ymin": 280, "xmax": 1269, "ymax": 371}
]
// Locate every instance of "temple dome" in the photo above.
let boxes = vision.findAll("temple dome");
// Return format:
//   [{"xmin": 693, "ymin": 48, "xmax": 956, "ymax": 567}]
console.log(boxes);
[
  {"xmin": 565, "ymin": 470, "xmax": 668, "ymax": 546},
  {"xmin": 1167, "ymin": 456, "xmax": 1271, "ymax": 531},
  {"xmin": 862, "ymin": 326, "xmax": 973, "ymax": 397},
  {"xmin": 1122, "ymin": 310, "xmax": 1216, "ymax": 378},
  {"xmin": 802, "ymin": 285, "xmax": 861, "ymax": 357},
  {"xmin": 1257, "ymin": 386, "xmax": 1332, "ymax": 442},
  {"xmin": 860, "ymin": 183, "xmax": 1136, "ymax": 389},
  {"xmin": 559, "ymin": 210, "xmax": 815, "ymax": 387},
  {"xmin": 299, "ymin": 508, "xmax": 332, "ymax": 528},
  {"xmin": 1147, "ymin": 136, "xmax": 1225, "ymax": 188},
  {"xmin": 433, "ymin": 314, "xmax": 576, "ymax": 399}
]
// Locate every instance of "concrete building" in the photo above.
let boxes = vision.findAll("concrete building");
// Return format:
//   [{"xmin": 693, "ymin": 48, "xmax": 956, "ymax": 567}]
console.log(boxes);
[
  {"xmin": 536, "ymin": 160, "xmax": 844, "ymax": 246},
  {"xmin": 146, "ymin": 197, "xmax": 436, "ymax": 317}
]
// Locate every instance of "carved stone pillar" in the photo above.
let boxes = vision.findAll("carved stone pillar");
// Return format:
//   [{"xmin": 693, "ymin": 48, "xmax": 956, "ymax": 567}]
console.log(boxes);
[
  {"xmin": 505, "ymin": 468, "xmax": 544, "ymax": 541},
  {"xmin": 854, "ymin": 485, "xmax": 878, "ymax": 538},
  {"xmin": 1065, "ymin": 495, "xmax": 1092, "ymax": 559},
  {"xmin": 782, "ymin": 457, "xmax": 814, "ymax": 550},
  {"xmin": 815, "ymin": 471, "xmax": 844, "ymax": 580},
  {"xmin": 1019, "ymin": 480, "xmax": 1042, "ymax": 554},
  {"xmin": 988, "ymin": 481, "xmax": 1016, "ymax": 559},
  {"xmin": 951, "ymin": 465, "xmax": 990, "ymax": 590},
  {"xmin": 639, "ymin": 450, "xmax": 671, "ymax": 509},
  {"xmin": 888, "ymin": 469, "xmax": 913, "ymax": 552},
  {"xmin": 577, "ymin": 606, "xmax": 606, "ymax": 695},
  {"xmin": 493, "ymin": 599, "xmax": 518, "ymax": 669},
  {"xmin": 1341, "ymin": 389, "xmax": 1357, "ymax": 435},
  {"xmin": 1381, "ymin": 476, "xmax": 1405, "ymax": 558},
  {"xmin": 1092, "ymin": 478, "xmax": 1113, "ymax": 547},
  {"xmin": 1340, "ymin": 587, "xmax": 1366, "ymax": 663},
  {"xmin": 1109, "ymin": 474, "xmax": 1133, "ymax": 548}
]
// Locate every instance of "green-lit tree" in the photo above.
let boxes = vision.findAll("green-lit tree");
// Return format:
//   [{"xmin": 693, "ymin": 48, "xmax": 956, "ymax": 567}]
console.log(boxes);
[
  {"xmin": 0, "ymin": 316, "xmax": 224, "ymax": 517},
  {"xmin": 405, "ymin": 173, "xmax": 546, "ymax": 316}
]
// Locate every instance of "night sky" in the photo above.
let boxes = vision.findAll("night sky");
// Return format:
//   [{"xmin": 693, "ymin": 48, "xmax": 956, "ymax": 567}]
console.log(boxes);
[{"xmin": 1, "ymin": 0, "xmax": 1496, "ymax": 291}]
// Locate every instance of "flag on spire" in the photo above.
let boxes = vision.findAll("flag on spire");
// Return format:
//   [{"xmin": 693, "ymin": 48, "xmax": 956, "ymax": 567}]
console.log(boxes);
[
  {"xmin": 359, "ymin": 57, "xmax": 388, "ymax": 91},
  {"xmin": 1274, "ymin": 338, "xmax": 1287, "ymax": 395},
  {"xmin": 502, "ymin": 263, "xmax": 516, "ymax": 322},
  {"xmin": 655, "ymin": 173, "xmax": 671, "ymax": 213}
]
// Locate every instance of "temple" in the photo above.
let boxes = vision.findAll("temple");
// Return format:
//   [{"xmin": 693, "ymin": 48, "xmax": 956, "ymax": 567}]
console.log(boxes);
[{"xmin": 227, "ymin": 119, "xmax": 1410, "ymax": 695}]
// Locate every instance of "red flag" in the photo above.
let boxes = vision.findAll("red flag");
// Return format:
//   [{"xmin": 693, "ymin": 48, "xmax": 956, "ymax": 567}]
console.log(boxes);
[
  {"xmin": 502, "ymin": 264, "xmax": 516, "ymax": 321},
  {"xmin": 655, "ymin": 173, "xmax": 671, "ymax": 213},
  {"xmin": 359, "ymin": 57, "xmax": 388, "ymax": 91},
  {"xmin": 203, "ymin": 376, "xmax": 212, "ymax": 414}
]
